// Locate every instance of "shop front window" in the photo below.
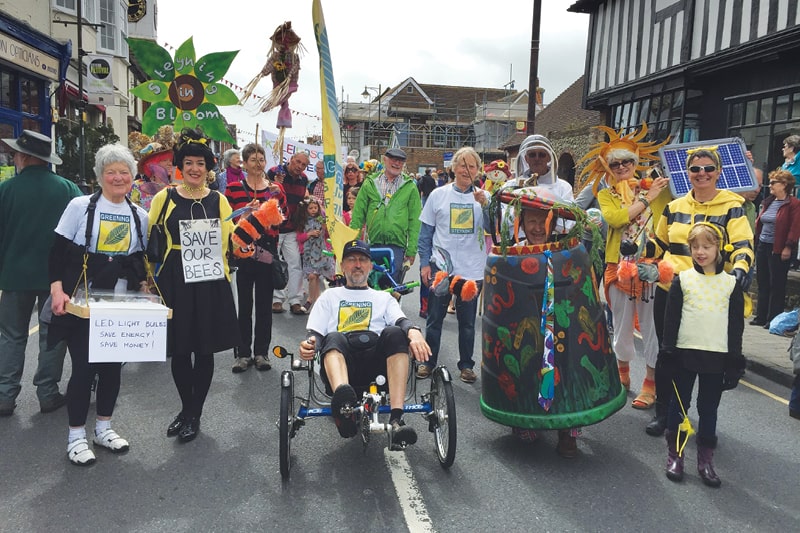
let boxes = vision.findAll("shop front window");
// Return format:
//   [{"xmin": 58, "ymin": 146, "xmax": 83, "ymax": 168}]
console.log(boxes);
[
  {"xmin": 793, "ymin": 93, "xmax": 800, "ymax": 119},
  {"xmin": 727, "ymin": 88, "xmax": 800, "ymax": 172},
  {"xmin": 0, "ymin": 121, "xmax": 14, "ymax": 182},
  {"xmin": 1, "ymin": 71, "xmax": 18, "ymax": 109},
  {"xmin": 744, "ymin": 100, "xmax": 758, "ymax": 125},
  {"xmin": 775, "ymin": 95, "xmax": 790, "ymax": 122},
  {"xmin": 730, "ymin": 102, "xmax": 743, "ymax": 126},
  {"xmin": 608, "ymin": 89, "xmax": 685, "ymax": 142},
  {"xmin": 760, "ymin": 98, "xmax": 773, "ymax": 123},
  {"xmin": 20, "ymin": 77, "xmax": 40, "ymax": 115}
]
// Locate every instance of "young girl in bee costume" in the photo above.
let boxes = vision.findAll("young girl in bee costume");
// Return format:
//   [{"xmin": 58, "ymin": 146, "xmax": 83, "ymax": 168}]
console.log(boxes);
[{"xmin": 660, "ymin": 223, "xmax": 745, "ymax": 488}]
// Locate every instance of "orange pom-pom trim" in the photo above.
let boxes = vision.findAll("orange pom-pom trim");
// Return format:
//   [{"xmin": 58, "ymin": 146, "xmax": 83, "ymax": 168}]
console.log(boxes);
[
  {"xmin": 252, "ymin": 198, "xmax": 284, "ymax": 228},
  {"xmin": 657, "ymin": 260, "xmax": 675, "ymax": 284},
  {"xmin": 431, "ymin": 270, "xmax": 449, "ymax": 290},
  {"xmin": 449, "ymin": 275, "xmax": 464, "ymax": 294},
  {"xmin": 460, "ymin": 279, "xmax": 478, "ymax": 302},
  {"xmin": 237, "ymin": 217, "xmax": 260, "ymax": 241},
  {"xmin": 617, "ymin": 260, "xmax": 638, "ymax": 282},
  {"xmin": 232, "ymin": 244, "xmax": 255, "ymax": 258}
]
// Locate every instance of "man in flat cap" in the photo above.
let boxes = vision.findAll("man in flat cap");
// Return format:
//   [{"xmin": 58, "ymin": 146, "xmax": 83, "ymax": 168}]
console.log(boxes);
[
  {"xmin": 349, "ymin": 148, "xmax": 421, "ymax": 279},
  {"xmin": 0, "ymin": 130, "xmax": 81, "ymax": 416}
]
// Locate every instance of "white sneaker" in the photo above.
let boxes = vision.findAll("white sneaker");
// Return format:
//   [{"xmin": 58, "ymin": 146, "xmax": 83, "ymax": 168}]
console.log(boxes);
[
  {"xmin": 93, "ymin": 428, "xmax": 130, "ymax": 453},
  {"xmin": 67, "ymin": 438, "xmax": 96, "ymax": 466}
]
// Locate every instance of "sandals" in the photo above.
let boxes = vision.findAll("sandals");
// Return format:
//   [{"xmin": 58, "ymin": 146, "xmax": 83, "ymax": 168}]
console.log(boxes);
[
  {"xmin": 67, "ymin": 438, "xmax": 96, "ymax": 466},
  {"xmin": 631, "ymin": 392, "xmax": 656, "ymax": 410},
  {"xmin": 93, "ymin": 429, "xmax": 130, "ymax": 453}
]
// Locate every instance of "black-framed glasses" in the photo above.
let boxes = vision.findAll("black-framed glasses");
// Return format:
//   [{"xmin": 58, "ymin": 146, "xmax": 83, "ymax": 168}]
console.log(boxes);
[
  {"xmin": 688, "ymin": 165, "xmax": 717, "ymax": 173},
  {"xmin": 525, "ymin": 151, "xmax": 549, "ymax": 159},
  {"xmin": 769, "ymin": 180, "xmax": 783, "ymax": 185},
  {"xmin": 345, "ymin": 167, "xmax": 358, "ymax": 173},
  {"xmin": 608, "ymin": 159, "xmax": 634, "ymax": 170}
]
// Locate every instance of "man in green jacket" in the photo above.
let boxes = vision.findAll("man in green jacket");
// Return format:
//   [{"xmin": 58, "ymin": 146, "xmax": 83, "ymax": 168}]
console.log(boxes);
[
  {"xmin": 348, "ymin": 148, "xmax": 421, "ymax": 278},
  {"xmin": 0, "ymin": 130, "xmax": 81, "ymax": 416}
]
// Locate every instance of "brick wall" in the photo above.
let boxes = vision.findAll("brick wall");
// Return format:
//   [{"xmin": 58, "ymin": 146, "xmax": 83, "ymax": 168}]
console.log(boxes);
[{"xmin": 403, "ymin": 147, "xmax": 448, "ymax": 173}]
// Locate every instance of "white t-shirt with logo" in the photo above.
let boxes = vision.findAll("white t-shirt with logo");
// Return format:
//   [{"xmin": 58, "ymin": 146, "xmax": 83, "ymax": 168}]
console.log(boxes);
[
  {"xmin": 307, "ymin": 286, "xmax": 404, "ymax": 335},
  {"xmin": 56, "ymin": 194, "xmax": 149, "ymax": 254},
  {"xmin": 55, "ymin": 194, "xmax": 149, "ymax": 293},
  {"xmin": 420, "ymin": 185, "xmax": 488, "ymax": 280}
]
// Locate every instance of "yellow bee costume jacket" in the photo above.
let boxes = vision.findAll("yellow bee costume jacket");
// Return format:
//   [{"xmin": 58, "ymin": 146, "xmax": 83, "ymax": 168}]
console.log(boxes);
[{"xmin": 653, "ymin": 189, "xmax": 754, "ymax": 289}]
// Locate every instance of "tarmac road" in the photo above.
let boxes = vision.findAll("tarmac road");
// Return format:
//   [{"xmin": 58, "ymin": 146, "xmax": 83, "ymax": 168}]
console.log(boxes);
[{"xmin": 1, "ymin": 271, "xmax": 798, "ymax": 532}]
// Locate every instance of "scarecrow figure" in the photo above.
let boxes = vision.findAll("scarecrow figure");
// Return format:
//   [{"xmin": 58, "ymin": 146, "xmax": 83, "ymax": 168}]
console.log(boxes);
[
  {"xmin": 240, "ymin": 21, "xmax": 304, "ymax": 158},
  {"xmin": 483, "ymin": 159, "xmax": 513, "ymax": 193}
]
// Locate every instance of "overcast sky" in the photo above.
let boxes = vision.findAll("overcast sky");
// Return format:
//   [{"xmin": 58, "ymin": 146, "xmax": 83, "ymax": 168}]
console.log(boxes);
[{"xmin": 156, "ymin": 0, "xmax": 590, "ymax": 147}]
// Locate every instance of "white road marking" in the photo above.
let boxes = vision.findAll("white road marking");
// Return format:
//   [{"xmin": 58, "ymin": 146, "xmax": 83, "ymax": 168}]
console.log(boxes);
[
  {"xmin": 740, "ymin": 379, "xmax": 789, "ymax": 406},
  {"xmin": 384, "ymin": 448, "xmax": 434, "ymax": 533}
]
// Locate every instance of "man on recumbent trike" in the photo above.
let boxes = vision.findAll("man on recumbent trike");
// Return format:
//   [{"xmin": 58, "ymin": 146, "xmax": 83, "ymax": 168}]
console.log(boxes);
[{"xmin": 298, "ymin": 240, "xmax": 431, "ymax": 447}]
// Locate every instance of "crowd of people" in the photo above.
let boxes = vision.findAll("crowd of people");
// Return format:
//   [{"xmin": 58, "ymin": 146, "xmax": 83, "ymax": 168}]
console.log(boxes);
[{"xmin": 0, "ymin": 125, "xmax": 798, "ymax": 482}]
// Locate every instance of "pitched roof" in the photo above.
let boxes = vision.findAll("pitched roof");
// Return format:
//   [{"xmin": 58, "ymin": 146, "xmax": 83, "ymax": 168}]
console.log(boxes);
[
  {"xmin": 375, "ymin": 77, "xmax": 523, "ymax": 122},
  {"xmin": 534, "ymin": 75, "xmax": 600, "ymax": 138}
]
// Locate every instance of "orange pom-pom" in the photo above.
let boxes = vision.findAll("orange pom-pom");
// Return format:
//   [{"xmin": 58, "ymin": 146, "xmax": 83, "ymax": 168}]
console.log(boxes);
[
  {"xmin": 431, "ymin": 270, "xmax": 449, "ymax": 290},
  {"xmin": 232, "ymin": 245, "xmax": 255, "ymax": 258},
  {"xmin": 460, "ymin": 279, "xmax": 479, "ymax": 302},
  {"xmin": 657, "ymin": 260, "xmax": 675, "ymax": 284},
  {"xmin": 236, "ymin": 217, "xmax": 260, "ymax": 241},
  {"xmin": 617, "ymin": 260, "xmax": 638, "ymax": 281},
  {"xmin": 449, "ymin": 275, "xmax": 464, "ymax": 294},
  {"xmin": 252, "ymin": 198, "xmax": 284, "ymax": 228}
]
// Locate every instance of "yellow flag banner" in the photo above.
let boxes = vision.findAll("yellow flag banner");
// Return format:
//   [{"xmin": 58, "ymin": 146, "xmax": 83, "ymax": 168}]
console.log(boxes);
[{"xmin": 312, "ymin": 0, "xmax": 358, "ymax": 262}]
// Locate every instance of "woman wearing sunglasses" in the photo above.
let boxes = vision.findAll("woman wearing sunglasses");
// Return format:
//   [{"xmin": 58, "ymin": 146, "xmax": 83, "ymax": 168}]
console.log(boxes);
[
  {"xmin": 647, "ymin": 147, "xmax": 754, "ymax": 437},
  {"xmin": 587, "ymin": 127, "xmax": 671, "ymax": 413},
  {"xmin": 343, "ymin": 164, "xmax": 360, "ymax": 212},
  {"xmin": 751, "ymin": 170, "xmax": 800, "ymax": 327}
]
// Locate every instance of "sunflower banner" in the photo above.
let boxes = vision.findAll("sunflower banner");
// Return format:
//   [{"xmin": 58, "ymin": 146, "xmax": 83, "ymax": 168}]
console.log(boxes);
[{"xmin": 128, "ymin": 37, "xmax": 239, "ymax": 143}]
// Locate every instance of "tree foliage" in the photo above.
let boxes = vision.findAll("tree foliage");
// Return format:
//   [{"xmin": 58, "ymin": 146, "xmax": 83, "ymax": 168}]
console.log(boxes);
[{"xmin": 55, "ymin": 121, "xmax": 120, "ymax": 184}]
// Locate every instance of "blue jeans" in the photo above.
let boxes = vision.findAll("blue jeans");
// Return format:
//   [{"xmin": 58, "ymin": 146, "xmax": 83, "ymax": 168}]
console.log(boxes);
[
  {"xmin": 423, "ymin": 266, "xmax": 482, "ymax": 371},
  {"xmin": 0, "ymin": 290, "xmax": 67, "ymax": 403},
  {"xmin": 667, "ymin": 367, "xmax": 724, "ymax": 441}
]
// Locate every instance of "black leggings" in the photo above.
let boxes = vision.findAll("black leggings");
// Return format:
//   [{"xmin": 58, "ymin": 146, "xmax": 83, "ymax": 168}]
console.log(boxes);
[
  {"xmin": 171, "ymin": 352, "xmax": 214, "ymax": 418},
  {"xmin": 66, "ymin": 321, "xmax": 121, "ymax": 427},
  {"xmin": 653, "ymin": 286, "xmax": 673, "ymax": 418}
]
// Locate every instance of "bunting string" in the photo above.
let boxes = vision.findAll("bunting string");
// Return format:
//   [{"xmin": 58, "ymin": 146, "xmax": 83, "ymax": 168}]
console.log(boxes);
[{"xmin": 161, "ymin": 41, "xmax": 321, "ymax": 121}]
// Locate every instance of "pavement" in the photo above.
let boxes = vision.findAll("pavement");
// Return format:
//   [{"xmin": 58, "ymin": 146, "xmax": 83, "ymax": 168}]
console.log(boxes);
[
  {"xmin": 743, "ymin": 270, "xmax": 800, "ymax": 389},
  {"xmin": 742, "ymin": 310, "xmax": 796, "ymax": 388}
]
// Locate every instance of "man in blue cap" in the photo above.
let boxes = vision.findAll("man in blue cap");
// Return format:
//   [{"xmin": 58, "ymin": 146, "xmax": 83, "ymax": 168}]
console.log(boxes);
[
  {"xmin": 298, "ymin": 239, "xmax": 431, "ymax": 447},
  {"xmin": 0, "ymin": 130, "xmax": 81, "ymax": 416}
]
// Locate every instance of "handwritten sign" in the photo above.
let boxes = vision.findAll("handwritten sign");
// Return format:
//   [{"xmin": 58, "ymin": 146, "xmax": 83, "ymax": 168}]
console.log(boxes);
[
  {"xmin": 89, "ymin": 301, "xmax": 169, "ymax": 362},
  {"xmin": 180, "ymin": 218, "xmax": 224, "ymax": 283}
]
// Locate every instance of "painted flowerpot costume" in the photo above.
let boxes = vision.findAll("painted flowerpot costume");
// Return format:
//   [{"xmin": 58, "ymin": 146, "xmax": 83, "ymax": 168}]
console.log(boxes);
[{"xmin": 481, "ymin": 188, "xmax": 626, "ymax": 429}]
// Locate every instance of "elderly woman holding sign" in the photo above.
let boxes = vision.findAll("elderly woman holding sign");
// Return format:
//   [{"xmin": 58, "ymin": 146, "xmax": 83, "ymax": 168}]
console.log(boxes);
[
  {"xmin": 148, "ymin": 128, "xmax": 239, "ymax": 443},
  {"xmin": 49, "ymin": 144, "xmax": 150, "ymax": 466}
]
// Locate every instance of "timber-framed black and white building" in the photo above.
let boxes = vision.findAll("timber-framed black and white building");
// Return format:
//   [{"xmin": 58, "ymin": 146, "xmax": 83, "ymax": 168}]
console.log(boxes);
[{"xmin": 568, "ymin": 0, "xmax": 800, "ymax": 175}]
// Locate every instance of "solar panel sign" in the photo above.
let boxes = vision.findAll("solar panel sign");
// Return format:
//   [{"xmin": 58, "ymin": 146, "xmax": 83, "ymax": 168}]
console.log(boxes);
[{"xmin": 658, "ymin": 137, "xmax": 757, "ymax": 197}]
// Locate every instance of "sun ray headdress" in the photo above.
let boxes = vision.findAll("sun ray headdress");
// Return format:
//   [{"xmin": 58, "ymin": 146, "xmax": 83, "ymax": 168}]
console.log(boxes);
[{"xmin": 577, "ymin": 123, "xmax": 669, "ymax": 206}]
